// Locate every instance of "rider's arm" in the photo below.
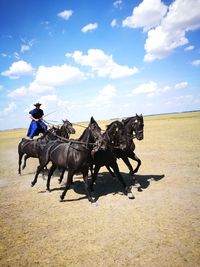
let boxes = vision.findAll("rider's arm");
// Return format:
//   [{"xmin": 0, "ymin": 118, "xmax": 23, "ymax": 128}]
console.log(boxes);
[{"xmin": 29, "ymin": 115, "xmax": 38, "ymax": 121}]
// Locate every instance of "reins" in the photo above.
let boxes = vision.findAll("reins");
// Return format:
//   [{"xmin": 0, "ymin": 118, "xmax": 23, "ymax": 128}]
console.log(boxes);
[{"xmin": 49, "ymin": 131, "xmax": 98, "ymax": 147}]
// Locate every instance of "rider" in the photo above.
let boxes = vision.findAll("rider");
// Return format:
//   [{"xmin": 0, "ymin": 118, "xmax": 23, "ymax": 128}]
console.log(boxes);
[{"xmin": 27, "ymin": 102, "xmax": 47, "ymax": 139}]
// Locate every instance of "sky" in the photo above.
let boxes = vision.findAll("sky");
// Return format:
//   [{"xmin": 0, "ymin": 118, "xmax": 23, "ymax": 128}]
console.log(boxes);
[{"xmin": 0, "ymin": 0, "xmax": 200, "ymax": 130}]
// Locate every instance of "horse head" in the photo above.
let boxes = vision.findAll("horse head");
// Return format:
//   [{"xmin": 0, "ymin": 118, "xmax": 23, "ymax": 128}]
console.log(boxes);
[
  {"xmin": 88, "ymin": 116, "xmax": 107, "ymax": 151},
  {"xmin": 123, "ymin": 114, "xmax": 144, "ymax": 140},
  {"xmin": 60, "ymin": 119, "xmax": 76, "ymax": 138}
]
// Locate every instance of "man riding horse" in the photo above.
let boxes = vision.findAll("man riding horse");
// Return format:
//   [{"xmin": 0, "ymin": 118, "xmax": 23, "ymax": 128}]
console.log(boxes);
[{"xmin": 27, "ymin": 102, "xmax": 47, "ymax": 139}]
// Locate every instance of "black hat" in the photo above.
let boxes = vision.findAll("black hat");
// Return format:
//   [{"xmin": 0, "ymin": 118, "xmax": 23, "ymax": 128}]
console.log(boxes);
[{"xmin": 34, "ymin": 102, "xmax": 42, "ymax": 107}]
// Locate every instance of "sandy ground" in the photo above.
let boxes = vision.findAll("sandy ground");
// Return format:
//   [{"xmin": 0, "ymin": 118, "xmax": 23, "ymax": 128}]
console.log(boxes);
[{"xmin": 0, "ymin": 113, "xmax": 200, "ymax": 267}]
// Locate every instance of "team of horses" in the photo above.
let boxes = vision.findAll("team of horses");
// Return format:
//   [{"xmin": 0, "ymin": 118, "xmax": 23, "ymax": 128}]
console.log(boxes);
[{"xmin": 18, "ymin": 114, "xmax": 144, "ymax": 203}]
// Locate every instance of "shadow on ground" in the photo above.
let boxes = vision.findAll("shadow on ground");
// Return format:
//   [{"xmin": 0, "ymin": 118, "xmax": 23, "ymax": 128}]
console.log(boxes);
[{"xmin": 38, "ymin": 171, "xmax": 165, "ymax": 202}]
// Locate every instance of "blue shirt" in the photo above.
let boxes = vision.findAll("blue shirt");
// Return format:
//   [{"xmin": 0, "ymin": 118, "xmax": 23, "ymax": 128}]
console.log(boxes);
[{"xmin": 29, "ymin": 108, "xmax": 44, "ymax": 120}]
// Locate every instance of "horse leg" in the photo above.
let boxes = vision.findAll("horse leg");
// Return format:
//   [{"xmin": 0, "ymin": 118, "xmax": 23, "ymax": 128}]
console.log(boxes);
[
  {"xmin": 18, "ymin": 153, "xmax": 24, "ymax": 175},
  {"xmin": 106, "ymin": 166, "xmax": 116, "ymax": 177},
  {"xmin": 46, "ymin": 164, "xmax": 57, "ymax": 191},
  {"xmin": 31, "ymin": 164, "xmax": 44, "ymax": 187},
  {"xmin": 120, "ymin": 155, "xmax": 135, "ymax": 175},
  {"xmin": 90, "ymin": 165, "xmax": 101, "ymax": 192},
  {"xmin": 60, "ymin": 170, "xmax": 74, "ymax": 202},
  {"xmin": 128, "ymin": 152, "xmax": 141, "ymax": 174},
  {"xmin": 82, "ymin": 167, "xmax": 95, "ymax": 203},
  {"xmin": 111, "ymin": 161, "xmax": 135, "ymax": 199},
  {"xmin": 22, "ymin": 154, "xmax": 30, "ymax": 170},
  {"xmin": 31, "ymin": 156, "xmax": 49, "ymax": 187},
  {"xmin": 58, "ymin": 169, "xmax": 66, "ymax": 184}
]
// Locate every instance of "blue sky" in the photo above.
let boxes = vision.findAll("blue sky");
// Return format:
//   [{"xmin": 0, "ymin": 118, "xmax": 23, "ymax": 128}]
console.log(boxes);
[{"xmin": 0, "ymin": 0, "xmax": 200, "ymax": 130}]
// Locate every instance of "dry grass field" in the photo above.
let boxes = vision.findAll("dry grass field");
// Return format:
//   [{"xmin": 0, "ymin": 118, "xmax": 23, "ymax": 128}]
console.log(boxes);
[{"xmin": 0, "ymin": 112, "xmax": 200, "ymax": 267}]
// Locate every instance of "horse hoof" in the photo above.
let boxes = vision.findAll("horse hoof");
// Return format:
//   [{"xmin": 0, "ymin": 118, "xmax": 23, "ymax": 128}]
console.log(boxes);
[
  {"xmin": 127, "ymin": 192, "xmax": 135, "ymax": 199},
  {"xmin": 91, "ymin": 201, "xmax": 98, "ymax": 207},
  {"xmin": 46, "ymin": 188, "xmax": 51, "ymax": 192},
  {"xmin": 60, "ymin": 196, "xmax": 64, "ymax": 202},
  {"xmin": 31, "ymin": 181, "xmax": 35, "ymax": 187}
]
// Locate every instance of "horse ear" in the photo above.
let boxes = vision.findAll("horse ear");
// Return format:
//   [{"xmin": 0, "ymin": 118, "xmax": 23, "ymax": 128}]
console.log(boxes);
[{"xmin": 90, "ymin": 116, "xmax": 95, "ymax": 123}]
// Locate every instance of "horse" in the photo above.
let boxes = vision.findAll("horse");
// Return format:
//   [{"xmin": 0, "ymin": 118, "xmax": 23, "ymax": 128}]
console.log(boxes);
[
  {"xmin": 89, "ymin": 120, "xmax": 135, "ymax": 199},
  {"xmin": 18, "ymin": 119, "xmax": 75, "ymax": 175},
  {"xmin": 31, "ymin": 117, "xmax": 105, "ymax": 203},
  {"xmin": 120, "ymin": 113, "xmax": 144, "ymax": 175},
  {"xmin": 103, "ymin": 114, "xmax": 144, "ymax": 177}
]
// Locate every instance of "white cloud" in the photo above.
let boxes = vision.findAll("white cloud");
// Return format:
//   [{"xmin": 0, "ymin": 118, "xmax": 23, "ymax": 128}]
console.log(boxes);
[
  {"xmin": 144, "ymin": 0, "xmax": 200, "ymax": 61},
  {"xmin": 28, "ymin": 81, "xmax": 54, "ymax": 95},
  {"xmin": 7, "ymin": 63, "xmax": 86, "ymax": 97},
  {"xmin": 57, "ymin": 10, "xmax": 73, "ymax": 20},
  {"xmin": 8, "ymin": 86, "xmax": 27, "ymax": 97},
  {"xmin": 20, "ymin": 39, "xmax": 34, "ymax": 53},
  {"xmin": 184, "ymin": 45, "xmax": 194, "ymax": 51},
  {"xmin": 1, "ymin": 60, "xmax": 34, "ymax": 79},
  {"xmin": 113, "ymin": 0, "xmax": 122, "ymax": 9},
  {"xmin": 21, "ymin": 44, "xmax": 30, "ymax": 53},
  {"xmin": 34, "ymin": 94, "xmax": 76, "ymax": 123},
  {"xmin": 174, "ymin": 81, "xmax": 188, "ymax": 89},
  {"xmin": 131, "ymin": 81, "xmax": 160, "ymax": 97},
  {"xmin": 191, "ymin": 59, "xmax": 200, "ymax": 66},
  {"xmin": 0, "ymin": 102, "xmax": 17, "ymax": 118},
  {"xmin": 66, "ymin": 49, "xmax": 138, "ymax": 79},
  {"xmin": 122, "ymin": 0, "xmax": 168, "ymax": 32},
  {"xmin": 131, "ymin": 81, "xmax": 188, "ymax": 97},
  {"xmin": 0, "ymin": 85, "xmax": 3, "ymax": 90},
  {"xmin": 87, "ymin": 84, "xmax": 116, "ymax": 107},
  {"xmin": 34, "ymin": 64, "xmax": 85, "ymax": 87},
  {"xmin": 111, "ymin": 19, "xmax": 117, "ymax": 27},
  {"xmin": 81, "ymin": 23, "xmax": 98, "ymax": 33}
]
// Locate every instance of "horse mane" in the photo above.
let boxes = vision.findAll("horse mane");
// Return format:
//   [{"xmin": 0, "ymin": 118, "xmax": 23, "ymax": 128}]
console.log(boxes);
[
  {"xmin": 106, "ymin": 120, "xmax": 122, "ymax": 130},
  {"xmin": 78, "ymin": 127, "xmax": 88, "ymax": 141},
  {"xmin": 122, "ymin": 114, "xmax": 143, "ymax": 125}
]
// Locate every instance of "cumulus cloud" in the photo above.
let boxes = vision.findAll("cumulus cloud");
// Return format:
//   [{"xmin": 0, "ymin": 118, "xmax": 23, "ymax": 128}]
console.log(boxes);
[
  {"xmin": 131, "ymin": 81, "xmax": 188, "ymax": 97},
  {"xmin": 87, "ymin": 84, "xmax": 116, "ymax": 107},
  {"xmin": 1, "ymin": 60, "xmax": 34, "ymax": 79},
  {"xmin": 122, "ymin": 0, "xmax": 168, "ymax": 32},
  {"xmin": 81, "ymin": 23, "xmax": 98, "ymax": 33},
  {"xmin": 66, "ymin": 49, "xmax": 138, "ymax": 79},
  {"xmin": 144, "ymin": 0, "xmax": 200, "ymax": 62},
  {"xmin": 8, "ymin": 86, "xmax": 27, "ymax": 97},
  {"xmin": 8, "ymin": 63, "xmax": 86, "ymax": 97},
  {"xmin": 57, "ymin": 10, "xmax": 73, "ymax": 20},
  {"xmin": 191, "ymin": 59, "xmax": 200, "ymax": 66},
  {"xmin": 123, "ymin": 0, "xmax": 200, "ymax": 62},
  {"xmin": 34, "ymin": 64, "xmax": 85, "ymax": 87}
]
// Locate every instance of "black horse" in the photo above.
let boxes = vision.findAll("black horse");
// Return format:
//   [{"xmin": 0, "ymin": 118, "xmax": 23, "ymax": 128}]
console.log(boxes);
[
  {"xmin": 18, "ymin": 119, "xmax": 75, "ymax": 174},
  {"xmin": 93, "ymin": 114, "xmax": 144, "ymax": 178},
  {"xmin": 120, "ymin": 114, "xmax": 144, "ymax": 175},
  {"xmin": 31, "ymin": 117, "xmax": 105, "ymax": 203},
  {"xmin": 88, "ymin": 115, "xmax": 144, "ymax": 196}
]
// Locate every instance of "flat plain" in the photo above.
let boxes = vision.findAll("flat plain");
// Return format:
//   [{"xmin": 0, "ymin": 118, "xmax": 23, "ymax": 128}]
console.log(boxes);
[{"xmin": 0, "ymin": 112, "xmax": 200, "ymax": 267}]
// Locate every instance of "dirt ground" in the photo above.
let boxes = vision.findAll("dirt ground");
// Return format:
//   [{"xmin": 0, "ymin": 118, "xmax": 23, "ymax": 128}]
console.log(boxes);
[{"xmin": 0, "ymin": 112, "xmax": 200, "ymax": 267}]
